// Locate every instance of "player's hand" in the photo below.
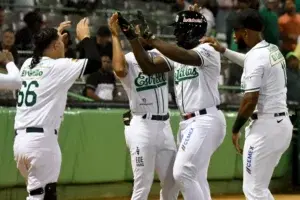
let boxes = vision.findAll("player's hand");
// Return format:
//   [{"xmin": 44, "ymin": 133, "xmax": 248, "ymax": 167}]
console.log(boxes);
[
  {"xmin": 136, "ymin": 11, "xmax": 155, "ymax": 40},
  {"xmin": 117, "ymin": 12, "xmax": 137, "ymax": 40},
  {"xmin": 188, "ymin": 3, "xmax": 201, "ymax": 12},
  {"xmin": 57, "ymin": 21, "xmax": 71, "ymax": 41},
  {"xmin": 57, "ymin": 21, "xmax": 71, "ymax": 34},
  {"xmin": 200, "ymin": 37, "xmax": 226, "ymax": 53},
  {"xmin": 232, "ymin": 133, "xmax": 243, "ymax": 155},
  {"xmin": 0, "ymin": 50, "xmax": 14, "ymax": 65},
  {"xmin": 76, "ymin": 17, "xmax": 90, "ymax": 41},
  {"xmin": 109, "ymin": 13, "xmax": 120, "ymax": 37}
]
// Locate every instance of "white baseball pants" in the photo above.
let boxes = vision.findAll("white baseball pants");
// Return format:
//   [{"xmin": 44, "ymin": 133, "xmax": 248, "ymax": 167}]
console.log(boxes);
[
  {"xmin": 13, "ymin": 128, "xmax": 61, "ymax": 200},
  {"xmin": 242, "ymin": 114, "xmax": 293, "ymax": 200},
  {"xmin": 125, "ymin": 115, "xmax": 179, "ymax": 200},
  {"xmin": 173, "ymin": 107, "xmax": 226, "ymax": 200}
]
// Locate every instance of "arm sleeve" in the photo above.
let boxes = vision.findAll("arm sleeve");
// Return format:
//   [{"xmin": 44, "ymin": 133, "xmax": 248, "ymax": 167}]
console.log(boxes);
[
  {"xmin": 78, "ymin": 37, "xmax": 102, "ymax": 75},
  {"xmin": 242, "ymin": 55, "xmax": 264, "ymax": 93},
  {"xmin": 223, "ymin": 48, "xmax": 246, "ymax": 67},
  {"xmin": 0, "ymin": 62, "xmax": 21, "ymax": 90},
  {"xmin": 85, "ymin": 73, "xmax": 98, "ymax": 91}
]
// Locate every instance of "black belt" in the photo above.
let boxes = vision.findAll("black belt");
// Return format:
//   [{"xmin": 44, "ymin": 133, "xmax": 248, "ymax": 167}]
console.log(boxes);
[
  {"xmin": 251, "ymin": 112, "xmax": 286, "ymax": 120},
  {"xmin": 183, "ymin": 106, "xmax": 220, "ymax": 120},
  {"xmin": 15, "ymin": 127, "xmax": 57, "ymax": 136},
  {"xmin": 142, "ymin": 113, "xmax": 169, "ymax": 121}
]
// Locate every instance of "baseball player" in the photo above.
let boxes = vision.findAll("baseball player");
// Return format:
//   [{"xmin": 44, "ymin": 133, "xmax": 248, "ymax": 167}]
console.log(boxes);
[
  {"xmin": 109, "ymin": 13, "xmax": 179, "ymax": 200},
  {"xmin": 201, "ymin": 8, "xmax": 293, "ymax": 200},
  {"xmin": 13, "ymin": 19, "xmax": 103, "ymax": 200},
  {"xmin": 118, "ymin": 10, "xmax": 226, "ymax": 200},
  {"xmin": 0, "ymin": 50, "xmax": 21, "ymax": 90}
]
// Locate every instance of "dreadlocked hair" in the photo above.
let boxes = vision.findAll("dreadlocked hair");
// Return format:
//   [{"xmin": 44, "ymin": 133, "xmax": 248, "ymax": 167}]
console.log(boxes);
[{"xmin": 30, "ymin": 28, "xmax": 59, "ymax": 69}]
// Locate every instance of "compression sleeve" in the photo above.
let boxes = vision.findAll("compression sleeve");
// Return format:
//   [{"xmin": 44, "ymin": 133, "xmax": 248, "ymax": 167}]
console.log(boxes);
[
  {"xmin": 0, "ymin": 62, "xmax": 21, "ymax": 90},
  {"xmin": 79, "ymin": 37, "xmax": 102, "ymax": 75},
  {"xmin": 223, "ymin": 49, "xmax": 246, "ymax": 67}
]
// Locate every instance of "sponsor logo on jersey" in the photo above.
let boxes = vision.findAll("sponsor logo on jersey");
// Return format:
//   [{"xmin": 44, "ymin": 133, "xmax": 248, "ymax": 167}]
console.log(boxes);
[
  {"xmin": 134, "ymin": 72, "xmax": 167, "ymax": 92},
  {"xmin": 174, "ymin": 67, "xmax": 199, "ymax": 84},
  {"xmin": 21, "ymin": 69, "xmax": 43, "ymax": 77},
  {"xmin": 246, "ymin": 146, "xmax": 254, "ymax": 174}
]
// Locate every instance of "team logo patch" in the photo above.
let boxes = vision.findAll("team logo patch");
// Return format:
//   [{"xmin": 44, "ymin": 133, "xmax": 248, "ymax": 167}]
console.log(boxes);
[
  {"xmin": 134, "ymin": 72, "xmax": 167, "ymax": 92},
  {"xmin": 174, "ymin": 67, "xmax": 199, "ymax": 84},
  {"xmin": 246, "ymin": 146, "xmax": 254, "ymax": 174}
]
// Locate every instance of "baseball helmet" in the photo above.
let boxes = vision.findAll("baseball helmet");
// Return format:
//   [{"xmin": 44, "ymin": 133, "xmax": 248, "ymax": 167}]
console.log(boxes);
[{"xmin": 170, "ymin": 11, "xmax": 207, "ymax": 49}]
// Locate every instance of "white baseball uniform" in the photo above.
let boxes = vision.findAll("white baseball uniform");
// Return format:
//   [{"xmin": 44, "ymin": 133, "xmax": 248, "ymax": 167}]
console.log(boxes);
[
  {"xmin": 162, "ymin": 43, "xmax": 226, "ymax": 200},
  {"xmin": 14, "ymin": 57, "xmax": 87, "ymax": 200},
  {"xmin": 119, "ymin": 49, "xmax": 179, "ymax": 200},
  {"xmin": 0, "ymin": 62, "xmax": 21, "ymax": 90},
  {"xmin": 241, "ymin": 41, "xmax": 293, "ymax": 200}
]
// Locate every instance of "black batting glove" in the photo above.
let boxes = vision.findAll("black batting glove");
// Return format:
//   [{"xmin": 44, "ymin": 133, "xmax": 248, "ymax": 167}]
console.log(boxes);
[
  {"xmin": 137, "ymin": 11, "xmax": 155, "ymax": 40},
  {"xmin": 117, "ymin": 12, "xmax": 137, "ymax": 40}
]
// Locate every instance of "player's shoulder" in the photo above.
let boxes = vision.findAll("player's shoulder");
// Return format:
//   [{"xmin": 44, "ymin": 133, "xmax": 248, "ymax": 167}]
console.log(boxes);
[{"xmin": 193, "ymin": 43, "xmax": 220, "ymax": 58}]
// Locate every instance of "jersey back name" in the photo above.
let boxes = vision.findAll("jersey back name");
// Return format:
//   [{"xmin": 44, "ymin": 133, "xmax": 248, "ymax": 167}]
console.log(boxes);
[
  {"xmin": 14, "ymin": 57, "xmax": 87, "ymax": 130},
  {"xmin": 120, "ymin": 50, "xmax": 169, "ymax": 115}
]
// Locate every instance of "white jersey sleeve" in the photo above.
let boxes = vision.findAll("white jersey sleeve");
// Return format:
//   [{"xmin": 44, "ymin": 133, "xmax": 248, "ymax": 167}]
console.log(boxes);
[
  {"xmin": 192, "ymin": 43, "xmax": 220, "ymax": 68},
  {"xmin": 0, "ymin": 62, "xmax": 21, "ymax": 90},
  {"xmin": 51, "ymin": 58, "xmax": 88, "ymax": 85},
  {"xmin": 243, "ymin": 54, "xmax": 264, "ymax": 93}
]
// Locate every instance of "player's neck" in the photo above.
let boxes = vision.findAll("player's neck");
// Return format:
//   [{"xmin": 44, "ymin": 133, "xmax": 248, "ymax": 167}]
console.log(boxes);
[
  {"xmin": 43, "ymin": 49, "xmax": 60, "ymax": 59},
  {"xmin": 248, "ymin": 35, "xmax": 263, "ymax": 49}
]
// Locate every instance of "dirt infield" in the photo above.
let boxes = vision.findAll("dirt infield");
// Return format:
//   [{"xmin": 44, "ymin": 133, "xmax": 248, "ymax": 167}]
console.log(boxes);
[{"xmin": 81, "ymin": 194, "xmax": 300, "ymax": 200}]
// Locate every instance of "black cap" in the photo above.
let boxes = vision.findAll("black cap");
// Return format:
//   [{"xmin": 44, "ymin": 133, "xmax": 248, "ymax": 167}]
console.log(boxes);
[{"xmin": 232, "ymin": 8, "xmax": 264, "ymax": 32}]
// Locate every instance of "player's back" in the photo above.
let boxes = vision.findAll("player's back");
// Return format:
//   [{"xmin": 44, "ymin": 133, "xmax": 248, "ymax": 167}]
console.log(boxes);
[
  {"xmin": 14, "ymin": 56, "xmax": 86, "ymax": 130},
  {"xmin": 244, "ymin": 42, "xmax": 287, "ymax": 113}
]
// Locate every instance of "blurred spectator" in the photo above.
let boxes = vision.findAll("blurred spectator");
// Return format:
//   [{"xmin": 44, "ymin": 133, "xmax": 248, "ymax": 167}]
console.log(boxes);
[
  {"xmin": 260, "ymin": 0, "xmax": 280, "ymax": 46},
  {"xmin": 15, "ymin": 11, "xmax": 43, "ymax": 50},
  {"xmin": 286, "ymin": 52, "xmax": 300, "ymax": 103},
  {"xmin": 217, "ymin": 0, "xmax": 237, "ymax": 34},
  {"xmin": 79, "ymin": 25, "xmax": 112, "ymax": 59},
  {"xmin": 83, "ymin": 55, "xmax": 116, "ymax": 101},
  {"xmin": 0, "ymin": 6, "xmax": 6, "ymax": 39},
  {"xmin": 62, "ymin": 30, "xmax": 76, "ymax": 58},
  {"xmin": 278, "ymin": 0, "xmax": 300, "ymax": 55},
  {"xmin": 0, "ymin": 29, "xmax": 19, "ymax": 66}
]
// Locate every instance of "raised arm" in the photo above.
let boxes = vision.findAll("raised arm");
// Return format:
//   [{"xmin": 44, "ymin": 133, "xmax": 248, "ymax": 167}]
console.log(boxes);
[
  {"xmin": 75, "ymin": 18, "xmax": 102, "ymax": 75},
  {"xmin": 200, "ymin": 37, "xmax": 246, "ymax": 67},
  {"xmin": 116, "ymin": 12, "xmax": 170, "ymax": 75},
  {"xmin": 147, "ymin": 38, "xmax": 202, "ymax": 66},
  {"xmin": 109, "ymin": 13, "xmax": 127, "ymax": 78},
  {"xmin": 129, "ymin": 39, "xmax": 171, "ymax": 75},
  {"xmin": 0, "ymin": 51, "xmax": 21, "ymax": 90}
]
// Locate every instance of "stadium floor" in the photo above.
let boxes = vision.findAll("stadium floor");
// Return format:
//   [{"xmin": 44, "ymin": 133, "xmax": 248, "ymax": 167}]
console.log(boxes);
[{"xmin": 79, "ymin": 194, "xmax": 300, "ymax": 200}]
